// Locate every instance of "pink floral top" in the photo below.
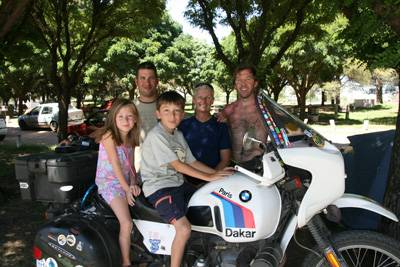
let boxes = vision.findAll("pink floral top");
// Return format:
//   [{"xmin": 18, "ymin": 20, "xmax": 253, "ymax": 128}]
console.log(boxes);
[{"xmin": 95, "ymin": 143, "xmax": 134, "ymax": 204}]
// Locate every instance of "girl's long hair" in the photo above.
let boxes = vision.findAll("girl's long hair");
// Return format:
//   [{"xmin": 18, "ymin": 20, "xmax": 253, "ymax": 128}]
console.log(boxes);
[{"xmin": 92, "ymin": 98, "xmax": 140, "ymax": 147}]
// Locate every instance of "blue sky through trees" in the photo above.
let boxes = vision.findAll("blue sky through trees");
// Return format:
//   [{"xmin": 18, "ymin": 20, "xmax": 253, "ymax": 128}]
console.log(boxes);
[{"xmin": 167, "ymin": 0, "xmax": 231, "ymax": 43}]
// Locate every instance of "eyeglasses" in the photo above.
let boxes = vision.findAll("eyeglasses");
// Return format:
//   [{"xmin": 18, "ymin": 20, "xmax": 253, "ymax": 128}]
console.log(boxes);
[{"xmin": 195, "ymin": 96, "xmax": 213, "ymax": 101}]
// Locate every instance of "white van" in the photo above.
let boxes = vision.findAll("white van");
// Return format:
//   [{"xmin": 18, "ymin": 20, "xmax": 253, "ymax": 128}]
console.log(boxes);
[{"xmin": 18, "ymin": 103, "xmax": 84, "ymax": 132}]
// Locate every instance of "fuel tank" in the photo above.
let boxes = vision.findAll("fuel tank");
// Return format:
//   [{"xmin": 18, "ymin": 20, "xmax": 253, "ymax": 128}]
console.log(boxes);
[{"xmin": 187, "ymin": 172, "xmax": 281, "ymax": 242}]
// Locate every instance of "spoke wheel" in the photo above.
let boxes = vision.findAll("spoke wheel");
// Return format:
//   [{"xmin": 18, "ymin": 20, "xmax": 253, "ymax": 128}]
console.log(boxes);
[{"xmin": 303, "ymin": 230, "xmax": 400, "ymax": 267}]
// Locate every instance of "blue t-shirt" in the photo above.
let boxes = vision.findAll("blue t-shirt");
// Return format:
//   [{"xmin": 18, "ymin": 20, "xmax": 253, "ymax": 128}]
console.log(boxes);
[{"xmin": 179, "ymin": 116, "xmax": 231, "ymax": 168}]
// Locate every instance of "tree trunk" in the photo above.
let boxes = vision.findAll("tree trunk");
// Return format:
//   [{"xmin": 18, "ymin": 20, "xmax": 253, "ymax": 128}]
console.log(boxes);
[
  {"xmin": 57, "ymin": 85, "xmax": 71, "ymax": 142},
  {"xmin": 336, "ymin": 93, "xmax": 341, "ymax": 105},
  {"xmin": 76, "ymin": 91, "xmax": 83, "ymax": 109},
  {"xmin": 321, "ymin": 91, "xmax": 326, "ymax": 106},
  {"xmin": 296, "ymin": 90, "xmax": 307, "ymax": 120},
  {"xmin": 225, "ymin": 91, "xmax": 231, "ymax": 105},
  {"xmin": 382, "ymin": 68, "xmax": 400, "ymax": 239},
  {"xmin": 18, "ymin": 98, "xmax": 24, "ymax": 116},
  {"xmin": 376, "ymin": 78, "xmax": 383, "ymax": 104},
  {"xmin": 273, "ymin": 92, "xmax": 279, "ymax": 102}
]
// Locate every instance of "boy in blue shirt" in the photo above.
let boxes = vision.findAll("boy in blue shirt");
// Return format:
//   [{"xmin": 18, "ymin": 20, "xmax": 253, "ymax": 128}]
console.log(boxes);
[{"xmin": 140, "ymin": 91, "xmax": 233, "ymax": 267}]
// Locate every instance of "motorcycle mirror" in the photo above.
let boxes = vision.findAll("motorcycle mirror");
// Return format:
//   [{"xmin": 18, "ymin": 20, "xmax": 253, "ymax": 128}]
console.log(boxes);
[{"xmin": 243, "ymin": 131, "xmax": 264, "ymax": 151}]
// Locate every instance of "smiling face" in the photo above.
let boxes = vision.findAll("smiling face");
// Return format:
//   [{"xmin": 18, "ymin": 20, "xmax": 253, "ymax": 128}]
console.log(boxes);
[
  {"xmin": 156, "ymin": 103, "xmax": 184, "ymax": 133},
  {"xmin": 193, "ymin": 86, "xmax": 214, "ymax": 115},
  {"xmin": 234, "ymin": 69, "xmax": 258, "ymax": 99},
  {"xmin": 115, "ymin": 106, "xmax": 137, "ymax": 135},
  {"xmin": 135, "ymin": 68, "xmax": 159, "ymax": 102}
]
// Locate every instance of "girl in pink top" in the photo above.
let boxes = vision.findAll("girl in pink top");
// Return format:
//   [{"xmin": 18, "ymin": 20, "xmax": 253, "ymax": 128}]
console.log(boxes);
[{"xmin": 93, "ymin": 98, "xmax": 141, "ymax": 267}]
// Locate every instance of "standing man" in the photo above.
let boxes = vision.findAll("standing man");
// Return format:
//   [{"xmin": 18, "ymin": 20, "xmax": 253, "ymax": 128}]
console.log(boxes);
[
  {"xmin": 134, "ymin": 61, "xmax": 159, "ymax": 170},
  {"xmin": 179, "ymin": 83, "xmax": 231, "ymax": 185},
  {"xmin": 219, "ymin": 65, "xmax": 268, "ymax": 164},
  {"xmin": 134, "ymin": 61, "xmax": 159, "ymax": 141}
]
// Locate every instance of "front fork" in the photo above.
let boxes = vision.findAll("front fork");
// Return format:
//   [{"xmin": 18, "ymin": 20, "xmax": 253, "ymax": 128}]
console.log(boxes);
[{"xmin": 307, "ymin": 215, "xmax": 348, "ymax": 267}]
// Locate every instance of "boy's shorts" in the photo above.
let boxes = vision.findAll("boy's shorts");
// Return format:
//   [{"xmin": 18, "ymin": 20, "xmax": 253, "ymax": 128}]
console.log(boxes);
[{"xmin": 147, "ymin": 182, "xmax": 196, "ymax": 224}]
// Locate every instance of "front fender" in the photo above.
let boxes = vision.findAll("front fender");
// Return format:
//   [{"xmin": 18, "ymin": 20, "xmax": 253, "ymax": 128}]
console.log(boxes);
[{"xmin": 332, "ymin": 193, "xmax": 398, "ymax": 222}]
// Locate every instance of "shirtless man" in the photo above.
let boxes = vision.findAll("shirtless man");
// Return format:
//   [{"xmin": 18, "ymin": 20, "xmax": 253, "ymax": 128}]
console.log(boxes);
[{"xmin": 219, "ymin": 65, "xmax": 268, "ymax": 163}]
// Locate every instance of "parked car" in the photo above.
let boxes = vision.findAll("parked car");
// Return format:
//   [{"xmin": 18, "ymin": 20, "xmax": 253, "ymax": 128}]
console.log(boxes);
[
  {"xmin": 18, "ymin": 103, "xmax": 84, "ymax": 132},
  {"xmin": 0, "ymin": 117, "xmax": 7, "ymax": 141},
  {"xmin": 67, "ymin": 109, "xmax": 109, "ymax": 137},
  {"xmin": 66, "ymin": 99, "xmax": 114, "ymax": 137}
]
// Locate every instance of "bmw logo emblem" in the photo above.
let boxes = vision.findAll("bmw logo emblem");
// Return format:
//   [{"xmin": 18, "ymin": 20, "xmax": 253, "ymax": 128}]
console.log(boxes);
[{"xmin": 239, "ymin": 190, "xmax": 252, "ymax": 202}]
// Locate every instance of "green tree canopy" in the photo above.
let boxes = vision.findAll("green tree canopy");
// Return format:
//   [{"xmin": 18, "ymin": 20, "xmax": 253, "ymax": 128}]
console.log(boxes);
[
  {"xmin": 28, "ymin": 0, "xmax": 165, "ymax": 140},
  {"xmin": 185, "ymin": 0, "xmax": 338, "ymax": 81}
]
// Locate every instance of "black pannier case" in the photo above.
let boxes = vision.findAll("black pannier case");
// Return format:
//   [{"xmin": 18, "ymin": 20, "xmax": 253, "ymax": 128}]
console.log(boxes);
[
  {"xmin": 34, "ymin": 213, "xmax": 120, "ymax": 267},
  {"xmin": 15, "ymin": 150, "xmax": 98, "ymax": 203}
]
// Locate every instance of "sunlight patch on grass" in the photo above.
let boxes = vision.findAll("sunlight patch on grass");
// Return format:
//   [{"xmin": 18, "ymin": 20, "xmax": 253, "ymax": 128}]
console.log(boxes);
[{"xmin": 2, "ymin": 239, "xmax": 26, "ymax": 257}]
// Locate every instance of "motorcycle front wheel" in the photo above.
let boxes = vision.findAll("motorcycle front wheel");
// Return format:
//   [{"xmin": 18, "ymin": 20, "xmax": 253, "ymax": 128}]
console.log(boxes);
[{"xmin": 303, "ymin": 230, "xmax": 400, "ymax": 267}]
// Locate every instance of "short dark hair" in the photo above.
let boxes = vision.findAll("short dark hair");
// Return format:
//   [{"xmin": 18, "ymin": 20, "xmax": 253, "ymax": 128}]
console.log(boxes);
[
  {"xmin": 156, "ymin": 91, "xmax": 185, "ymax": 110},
  {"xmin": 136, "ymin": 61, "xmax": 158, "ymax": 77},
  {"xmin": 234, "ymin": 64, "xmax": 257, "ymax": 78}
]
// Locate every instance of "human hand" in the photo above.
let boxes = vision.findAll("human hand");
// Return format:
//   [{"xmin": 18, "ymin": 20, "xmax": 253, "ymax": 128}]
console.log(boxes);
[
  {"xmin": 130, "ymin": 184, "xmax": 141, "ymax": 197},
  {"xmin": 125, "ymin": 188, "xmax": 135, "ymax": 206},
  {"xmin": 207, "ymin": 168, "xmax": 234, "ymax": 181},
  {"xmin": 216, "ymin": 112, "xmax": 227, "ymax": 123}
]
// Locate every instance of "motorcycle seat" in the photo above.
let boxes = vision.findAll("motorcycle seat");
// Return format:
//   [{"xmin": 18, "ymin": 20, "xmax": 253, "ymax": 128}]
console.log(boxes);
[
  {"xmin": 85, "ymin": 186, "xmax": 165, "ymax": 223},
  {"xmin": 130, "ymin": 193, "xmax": 165, "ymax": 223},
  {"xmin": 93, "ymin": 193, "xmax": 119, "ymax": 219}
]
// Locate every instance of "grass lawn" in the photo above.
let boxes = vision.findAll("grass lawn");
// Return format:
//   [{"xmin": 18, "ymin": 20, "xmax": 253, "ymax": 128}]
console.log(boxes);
[{"xmin": 315, "ymin": 103, "xmax": 398, "ymax": 126}]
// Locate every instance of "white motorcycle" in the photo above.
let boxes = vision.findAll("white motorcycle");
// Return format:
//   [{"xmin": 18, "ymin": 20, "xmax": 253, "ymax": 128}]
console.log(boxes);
[{"xmin": 34, "ymin": 91, "xmax": 400, "ymax": 267}]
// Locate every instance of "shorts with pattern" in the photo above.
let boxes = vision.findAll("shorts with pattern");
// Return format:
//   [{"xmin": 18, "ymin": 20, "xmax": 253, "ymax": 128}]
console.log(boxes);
[{"xmin": 97, "ymin": 179, "xmax": 127, "ymax": 205}]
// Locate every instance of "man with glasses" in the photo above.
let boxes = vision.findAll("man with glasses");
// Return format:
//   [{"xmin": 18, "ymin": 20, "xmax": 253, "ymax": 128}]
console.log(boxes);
[
  {"xmin": 219, "ymin": 65, "xmax": 268, "ymax": 165},
  {"xmin": 179, "ymin": 83, "xmax": 231, "ymax": 186}
]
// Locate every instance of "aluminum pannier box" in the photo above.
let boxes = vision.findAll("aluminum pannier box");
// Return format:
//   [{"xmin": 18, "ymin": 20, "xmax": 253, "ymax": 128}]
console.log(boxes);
[{"xmin": 15, "ymin": 150, "xmax": 98, "ymax": 203}]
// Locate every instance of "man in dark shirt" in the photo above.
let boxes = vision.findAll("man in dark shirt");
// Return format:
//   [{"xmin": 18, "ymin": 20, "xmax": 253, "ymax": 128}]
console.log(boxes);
[{"xmin": 179, "ymin": 83, "xmax": 231, "ymax": 186}]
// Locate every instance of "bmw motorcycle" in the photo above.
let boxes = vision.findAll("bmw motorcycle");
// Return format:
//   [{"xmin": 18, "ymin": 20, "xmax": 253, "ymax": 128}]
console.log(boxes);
[{"xmin": 33, "ymin": 91, "xmax": 400, "ymax": 267}]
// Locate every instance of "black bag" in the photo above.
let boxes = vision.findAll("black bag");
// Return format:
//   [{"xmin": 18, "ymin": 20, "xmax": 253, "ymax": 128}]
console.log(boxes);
[{"xmin": 34, "ymin": 212, "xmax": 121, "ymax": 267}]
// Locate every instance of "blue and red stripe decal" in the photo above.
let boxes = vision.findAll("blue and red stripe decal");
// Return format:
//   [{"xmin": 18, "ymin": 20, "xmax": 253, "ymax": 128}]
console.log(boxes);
[{"xmin": 211, "ymin": 191, "xmax": 255, "ymax": 228}]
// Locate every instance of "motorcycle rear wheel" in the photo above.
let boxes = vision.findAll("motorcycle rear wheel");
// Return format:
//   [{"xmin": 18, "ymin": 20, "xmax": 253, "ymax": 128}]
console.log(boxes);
[{"xmin": 302, "ymin": 230, "xmax": 400, "ymax": 267}]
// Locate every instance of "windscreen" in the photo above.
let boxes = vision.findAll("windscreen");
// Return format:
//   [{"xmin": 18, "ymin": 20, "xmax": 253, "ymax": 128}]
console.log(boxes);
[{"xmin": 256, "ymin": 91, "xmax": 327, "ymax": 148}]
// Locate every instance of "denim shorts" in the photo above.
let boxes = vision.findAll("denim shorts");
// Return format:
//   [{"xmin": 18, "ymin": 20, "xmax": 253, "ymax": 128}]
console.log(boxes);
[{"xmin": 147, "ymin": 182, "xmax": 196, "ymax": 224}]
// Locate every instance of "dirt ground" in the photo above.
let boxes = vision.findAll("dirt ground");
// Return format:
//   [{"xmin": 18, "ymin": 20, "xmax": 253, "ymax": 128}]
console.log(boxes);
[
  {"xmin": 0, "ymin": 197, "xmax": 47, "ymax": 267},
  {"xmin": 0, "ymin": 137, "xmax": 51, "ymax": 267}
]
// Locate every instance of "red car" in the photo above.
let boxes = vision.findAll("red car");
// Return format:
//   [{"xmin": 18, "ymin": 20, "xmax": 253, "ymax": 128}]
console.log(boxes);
[{"xmin": 67, "ymin": 109, "xmax": 109, "ymax": 137}]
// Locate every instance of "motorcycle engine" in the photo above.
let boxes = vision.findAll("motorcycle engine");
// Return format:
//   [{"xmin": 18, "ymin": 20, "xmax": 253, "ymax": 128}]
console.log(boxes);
[{"xmin": 187, "ymin": 235, "xmax": 260, "ymax": 267}]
